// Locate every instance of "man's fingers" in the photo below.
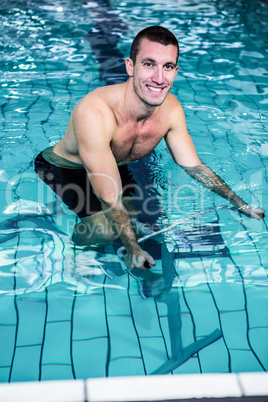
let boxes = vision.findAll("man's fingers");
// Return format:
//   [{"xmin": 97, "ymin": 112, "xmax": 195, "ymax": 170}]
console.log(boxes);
[
  {"xmin": 141, "ymin": 256, "xmax": 156, "ymax": 269},
  {"xmin": 136, "ymin": 253, "xmax": 155, "ymax": 269},
  {"xmin": 239, "ymin": 205, "xmax": 265, "ymax": 220},
  {"xmin": 124, "ymin": 251, "xmax": 155, "ymax": 270},
  {"xmin": 145, "ymin": 254, "xmax": 156, "ymax": 268},
  {"xmin": 254, "ymin": 208, "xmax": 265, "ymax": 219},
  {"xmin": 251, "ymin": 211, "xmax": 265, "ymax": 220}
]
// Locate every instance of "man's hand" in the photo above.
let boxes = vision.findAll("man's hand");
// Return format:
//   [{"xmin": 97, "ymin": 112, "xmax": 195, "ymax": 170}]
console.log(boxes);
[
  {"xmin": 238, "ymin": 204, "xmax": 266, "ymax": 220},
  {"xmin": 124, "ymin": 249, "xmax": 156, "ymax": 270}
]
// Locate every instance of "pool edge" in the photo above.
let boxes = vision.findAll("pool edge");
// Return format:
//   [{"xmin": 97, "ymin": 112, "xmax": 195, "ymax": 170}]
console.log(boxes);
[{"xmin": 0, "ymin": 372, "xmax": 267, "ymax": 402}]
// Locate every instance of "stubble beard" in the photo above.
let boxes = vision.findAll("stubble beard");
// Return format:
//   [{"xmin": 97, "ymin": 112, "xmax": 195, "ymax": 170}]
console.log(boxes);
[{"xmin": 133, "ymin": 78, "xmax": 169, "ymax": 108}]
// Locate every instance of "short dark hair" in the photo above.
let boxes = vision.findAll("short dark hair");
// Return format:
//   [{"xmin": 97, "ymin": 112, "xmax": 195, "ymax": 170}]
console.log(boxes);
[{"xmin": 130, "ymin": 26, "xmax": 179, "ymax": 64}]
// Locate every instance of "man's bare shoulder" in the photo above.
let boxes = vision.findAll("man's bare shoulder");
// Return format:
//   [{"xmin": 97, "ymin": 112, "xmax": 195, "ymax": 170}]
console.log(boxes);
[
  {"xmin": 163, "ymin": 92, "xmax": 185, "ymax": 121},
  {"xmin": 74, "ymin": 84, "xmax": 124, "ymax": 118},
  {"xmin": 71, "ymin": 84, "xmax": 125, "ymax": 144},
  {"xmin": 165, "ymin": 92, "xmax": 184, "ymax": 113}
]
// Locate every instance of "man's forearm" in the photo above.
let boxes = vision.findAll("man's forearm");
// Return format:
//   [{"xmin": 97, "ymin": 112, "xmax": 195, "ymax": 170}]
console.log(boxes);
[
  {"xmin": 101, "ymin": 200, "xmax": 142, "ymax": 253},
  {"xmin": 182, "ymin": 162, "xmax": 247, "ymax": 208}
]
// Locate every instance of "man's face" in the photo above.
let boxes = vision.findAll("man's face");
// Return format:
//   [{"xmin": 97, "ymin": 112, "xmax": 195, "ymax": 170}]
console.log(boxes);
[{"xmin": 127, "ymin": 38, "xmax": 179, "ymax": 107}]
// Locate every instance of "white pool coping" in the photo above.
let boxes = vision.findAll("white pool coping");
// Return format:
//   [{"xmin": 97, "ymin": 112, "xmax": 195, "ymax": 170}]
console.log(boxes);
[{"xmin": 0, "ymin": 372, "xmax": 268, "ymax": 402}]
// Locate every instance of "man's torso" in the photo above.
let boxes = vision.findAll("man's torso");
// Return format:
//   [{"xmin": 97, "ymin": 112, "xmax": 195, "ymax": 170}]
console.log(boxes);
[{"xmin": 53, "ymin": 83, "xmax": 177, "ymax": 166}]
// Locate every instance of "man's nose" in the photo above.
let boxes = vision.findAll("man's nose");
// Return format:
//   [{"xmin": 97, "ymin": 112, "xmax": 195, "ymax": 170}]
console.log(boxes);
[{"xmin": 152, "ymin": 67, "xmax": 164, "ymax": 84}]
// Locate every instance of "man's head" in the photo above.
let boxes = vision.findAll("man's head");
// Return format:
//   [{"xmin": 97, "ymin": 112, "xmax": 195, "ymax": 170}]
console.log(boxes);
[
  {"xmin": 130, "ymin": 26, "xmax": 179, "ymax": 65},
  {"xmin": 125, "ymin": 26, "xmax": 179, "ymax": 108}
]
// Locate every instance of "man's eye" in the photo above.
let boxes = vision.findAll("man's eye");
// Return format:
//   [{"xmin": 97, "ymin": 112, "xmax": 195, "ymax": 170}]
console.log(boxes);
[
  {"xmin": 144, "ymin": 62, "xmax": 154, "ymax": 67},
  {"xmin": 165, "ymin": 65, "xmax": 174, "ymax": 70}
]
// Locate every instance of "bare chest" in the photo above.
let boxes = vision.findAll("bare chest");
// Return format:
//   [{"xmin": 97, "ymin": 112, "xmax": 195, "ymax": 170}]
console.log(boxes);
[{"xmin": 111, "ymin": 122, "xmax": 167, "ymax": 164}]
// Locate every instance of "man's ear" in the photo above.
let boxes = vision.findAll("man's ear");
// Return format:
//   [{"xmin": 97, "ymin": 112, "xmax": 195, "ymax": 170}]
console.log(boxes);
[{"xmin": 125, "ymin": 58, "xmax": 134, "ymax": 77}]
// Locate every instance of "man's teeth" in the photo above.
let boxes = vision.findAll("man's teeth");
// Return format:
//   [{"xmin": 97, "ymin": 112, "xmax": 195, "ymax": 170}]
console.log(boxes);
[{"xmin": 148, "ymin": 86, "xmax": 162, "ymax": 92}]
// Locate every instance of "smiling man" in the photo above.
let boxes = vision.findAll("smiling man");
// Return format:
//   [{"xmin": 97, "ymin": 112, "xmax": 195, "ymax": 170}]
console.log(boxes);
[{"xmin": 35, "ymin": 26, "xmax": 265, "ymax": 270}]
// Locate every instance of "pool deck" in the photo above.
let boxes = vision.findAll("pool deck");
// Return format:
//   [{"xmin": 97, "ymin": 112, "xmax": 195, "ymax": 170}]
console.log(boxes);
[{"xmin": 0, "ymin": 372, "xmax": 268, "ymax": 402}]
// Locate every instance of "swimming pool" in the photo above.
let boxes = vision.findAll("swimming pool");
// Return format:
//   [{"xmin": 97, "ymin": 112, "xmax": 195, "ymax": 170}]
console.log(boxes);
[{"xmin": 0, "ymin": 0, "xmax": 267, "ymax": 383}]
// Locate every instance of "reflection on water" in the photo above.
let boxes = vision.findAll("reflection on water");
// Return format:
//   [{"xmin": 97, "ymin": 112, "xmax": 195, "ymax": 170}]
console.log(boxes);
[{"xmin": 0, "ymin": 201, "xmax": 266, "ymax": 296}]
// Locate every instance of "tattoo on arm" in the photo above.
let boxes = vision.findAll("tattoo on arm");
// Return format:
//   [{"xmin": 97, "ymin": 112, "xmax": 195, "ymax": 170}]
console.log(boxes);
[
  {"xmin": 101, "ymin": 201, "xmax": 141, "ymax": 253},
  {"xmin": 181, "ymin": 162, "xmax": 247, "ymax": 209}
]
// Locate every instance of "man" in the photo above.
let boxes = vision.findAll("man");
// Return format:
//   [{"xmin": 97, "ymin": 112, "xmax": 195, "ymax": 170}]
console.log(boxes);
[{"xmin": 35, "ymin": 26, "xmax": 265, "ymax": 270}]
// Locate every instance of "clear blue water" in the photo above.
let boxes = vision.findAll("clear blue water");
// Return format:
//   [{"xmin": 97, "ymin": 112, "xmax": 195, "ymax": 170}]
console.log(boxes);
[{"xmin": 0, "ymin": 0, "xmax": 268, "ymax": 382}]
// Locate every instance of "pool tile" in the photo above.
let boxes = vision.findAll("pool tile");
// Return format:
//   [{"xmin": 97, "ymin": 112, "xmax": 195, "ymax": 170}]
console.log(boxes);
[
  {"xmin": 198, "ymin": 337, "xmax": 229, "ymax": 373},
  {"xmin": 15, "ymin": 296, "xmax": 46, "ymax": 347},
  {"xmin": 130, "ymin": 297, "xmax": 165, "ymax": 338},
  {"xmin": 229, "ymin": 349, "xmax": 265, "ymax": 372},
  {"xmin": 0, "ymin": 326, "xmax": 16, "ymax": 369},
  {"xmin": 73, "ymin": 294, "xmax": 107, "ymax": 341},
  {"xmin": 248, "ymin": 327, "xmax": 268, "ymax": 371},
  {"xmin": 140, "ymin": 337, "xmax": 169, "ymax": 374},
  {"xmin": 107, "ymin": 315, "xmax": 145, "ymax": 376},
  {"xmin": 172, "ymin": 356, "xmax": 201, "ymax": 374},
  {"xmin": 180, "ymin": 310, "xmax": 196, "ymax": 347},
  {"xmin": 72, "ymin": 337, "xmax": 107, "ymax": 379},
  {"xmin": 42, "ymin": 321, "xmax": 72, "ymax": 364},
  {"xmin": 219, "ymin": 311, "xmax": 249, "ymax": 350},
  {"xmin": 245, "ymin": 286, "xmax": 268, "ymax": 328},
  {"xmin": 0, "ymin": 368, "xmax": 10, "ymax": 383},
  {"xmin": 158, "ymin": 314, "xmax": 171, "ymax": 357},
  {"xmin": 46, "ymin": 283, "xmax": 76, "ymax": 322},
  {"xmin": 105, "ymin": 286, "xmax": 131, "ymax": 317},
  {"xmin": 209, "ymin": 282, "xmax": 245, "ymax": 312},
  {"xmin": 108, "ymin": 357, "xmax": 145, "ymax": 377},
  {"xmin": 182, "ymin": 287, "xmax": 220, "ymax": 336},
  {"xmin": 9, "ymin": 346, "xmax": 41, "ymax": 382},
  {"xmin": 0, "ymin": 295, "xmax": 17, "ymax": 323}
]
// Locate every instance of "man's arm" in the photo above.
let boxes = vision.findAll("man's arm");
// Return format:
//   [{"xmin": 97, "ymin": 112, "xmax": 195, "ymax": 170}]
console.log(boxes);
[
  {"xmin": 73, "ymin": 99, "xmax": 155, "ymax": 269},
  {"xmin": 101, "ymin": 199, "xmax": 155, "ymax": 268},
  {"xmin": 165, "ymin": 101, "xmax": 265, "ymax": 220},
  {"xmin": 181, "ymin": 163, "xmax": 265, "ymax": 220}
]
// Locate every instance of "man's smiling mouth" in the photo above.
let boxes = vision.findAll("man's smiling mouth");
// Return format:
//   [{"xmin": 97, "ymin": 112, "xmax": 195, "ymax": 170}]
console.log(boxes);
[{"xmin": 147, "ymin": 85, "xmax": 164, "ymax": 92}]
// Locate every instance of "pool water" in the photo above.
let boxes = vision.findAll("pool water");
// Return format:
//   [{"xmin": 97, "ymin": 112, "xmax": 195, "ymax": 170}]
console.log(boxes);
[{"xmin": 0, "ymin": 0, "xmax": 267, "ymax": 382}]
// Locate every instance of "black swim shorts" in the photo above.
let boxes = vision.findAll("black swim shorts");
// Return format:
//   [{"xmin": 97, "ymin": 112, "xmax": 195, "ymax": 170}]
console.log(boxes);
[{"xmin": 34, "ymin": 147, "xmax": 137, "ymax": 219}]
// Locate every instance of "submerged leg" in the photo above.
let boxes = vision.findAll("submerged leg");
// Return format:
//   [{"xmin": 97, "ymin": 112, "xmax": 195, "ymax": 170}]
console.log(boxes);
[
  {"xmin": 72, "ymin": 211, "xmax": 117, "ymax": 247},
  {"xmin": 72, "ymin": 198, "xmax": 158, "ymax": 247}
]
